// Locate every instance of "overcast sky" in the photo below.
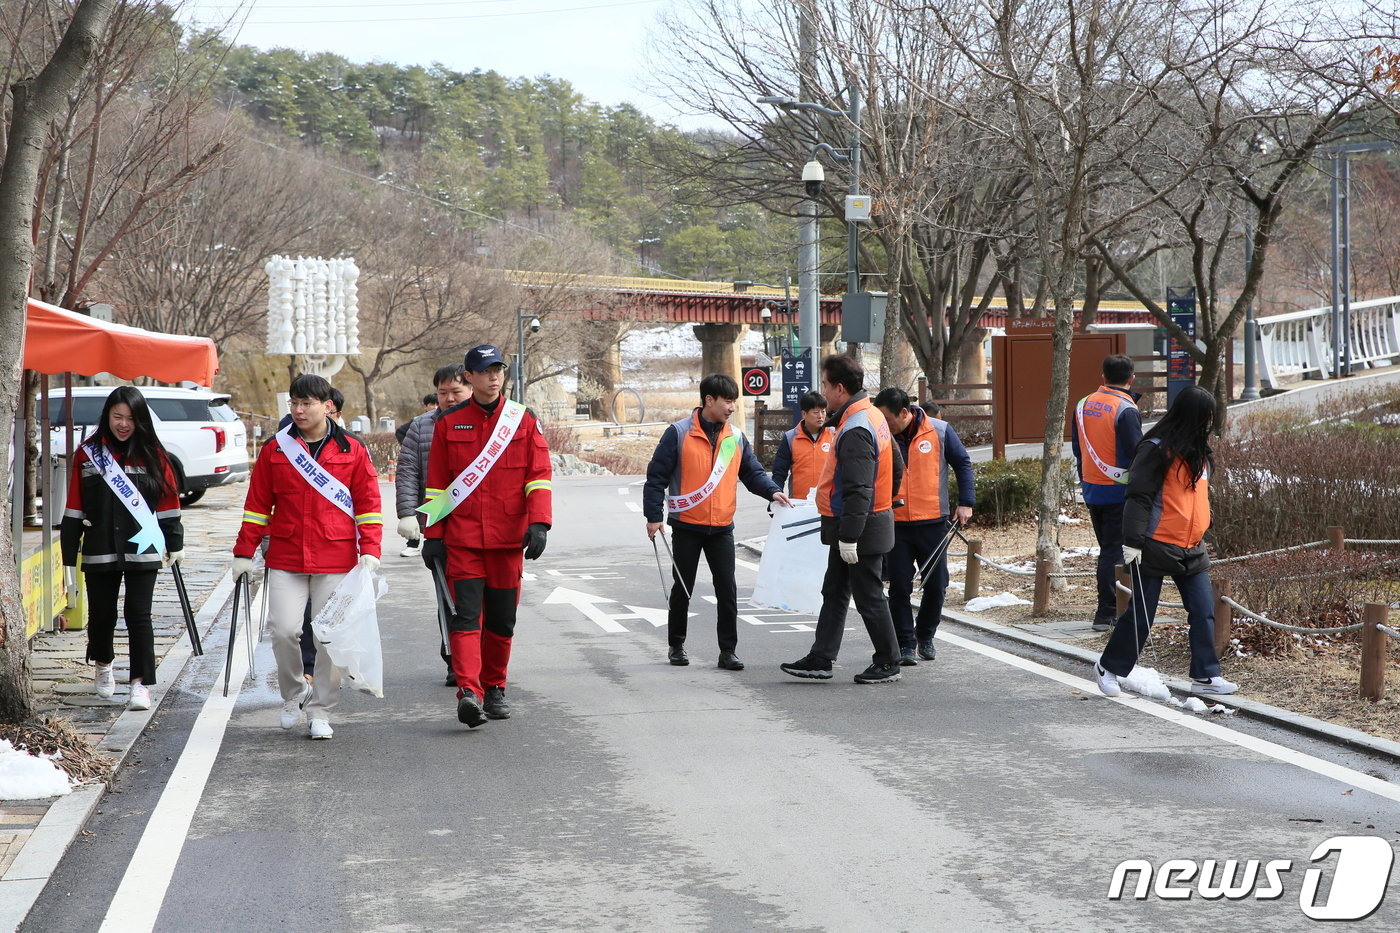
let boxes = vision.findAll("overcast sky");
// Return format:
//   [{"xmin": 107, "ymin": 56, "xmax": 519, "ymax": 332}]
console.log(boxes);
[{"xmin": 180, "ymin": 0, "xmax": 709, "ymax": 126}]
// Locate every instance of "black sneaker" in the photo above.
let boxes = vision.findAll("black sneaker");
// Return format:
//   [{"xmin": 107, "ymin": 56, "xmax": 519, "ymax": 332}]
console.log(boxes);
[
  {"xmin": 668, "ymin": 645, "xmax": 689, "ymax": 666},
  {"xmin": 917, "ymin": 639, "xmax": 937, "ymax": 661},
  {"xmin": 854, "ymin": 662, "xmax": 902, "ymax": 684},
  {"xmin": 780, "ymin": 655, "xmax": 833, "ymax": 679},
  {"xmin": 898, "ymin": 647, "xmax": 919, "ymax": 666},
  {"xmin": 444, "ymin": 670, "xmax": 457, "ymax": 687},
  {"xmin": 483, "ymin": 685, "xmax": 511, "ymax": 719},
  {"xmin": 456, "ymin": 689, "xmax": 487, "ymax": 728},
  {"xmin": 1091, "ymin": 617, "xmax": 1113, "ymax": 633}
]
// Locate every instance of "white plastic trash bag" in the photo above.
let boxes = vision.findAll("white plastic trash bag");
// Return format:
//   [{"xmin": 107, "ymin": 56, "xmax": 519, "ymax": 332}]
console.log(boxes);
[
  {"xmin": 751, "ymin": 498, "xmax": 827, "ymax": 616},
  {"xmin": 311, "ymin": 565, "xmax": 387, "ymax": 698}
]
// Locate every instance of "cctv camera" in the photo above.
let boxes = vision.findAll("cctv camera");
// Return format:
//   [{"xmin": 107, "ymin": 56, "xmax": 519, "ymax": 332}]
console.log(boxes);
[
  {"xmin": 802, "ymin": 160, "xmax": 824, "ymax": 198},
  {"xmin": 528, "ymin": 317, "xmax": 541, "ymax": 333},
  {"xmin": 760, "ymin": 303, "xmax": 773, "ymax": 321}
]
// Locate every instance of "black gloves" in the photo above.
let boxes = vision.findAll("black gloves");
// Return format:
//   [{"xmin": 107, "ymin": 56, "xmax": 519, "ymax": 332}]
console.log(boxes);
[
  {"xmin": 523, "ymin": 523, "xmax": 549, "ymax": 560},
  {"xmin": 421, "ymin": 537, "xmax": 445, "ymax": 569}
]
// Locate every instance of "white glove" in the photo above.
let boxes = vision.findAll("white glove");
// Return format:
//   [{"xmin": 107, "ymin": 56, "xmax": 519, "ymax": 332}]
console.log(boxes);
[
  {"xmin": 839, "ymin": 540, "xmax": 860, "ymax": 564},
  {"xmin": 164, "ymin": 550, "xmax": 185, "ymax": 567},
  {"xmin": 397, "ymin": 515, "xmax": 421, "ymax": 542},
  {"xmin": 64, "ymin": 567, "xmax": 79, "ymax": 602},
  {"xmin": 359, "ymin": 554, "xmax": 380, "ymax": 573},
  {"xmin": 231, "ymin": 556, "xmax": 253, "ymax": 578},
  {"xmin": 1122, "ymin": 546, "xmax": 1142, "ymax": 566}
]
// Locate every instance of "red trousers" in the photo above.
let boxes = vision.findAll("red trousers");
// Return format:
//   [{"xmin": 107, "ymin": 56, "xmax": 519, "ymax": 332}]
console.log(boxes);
[{"xmin": 447, "ymin": 547, "xmax": 523, "ymax": 700}]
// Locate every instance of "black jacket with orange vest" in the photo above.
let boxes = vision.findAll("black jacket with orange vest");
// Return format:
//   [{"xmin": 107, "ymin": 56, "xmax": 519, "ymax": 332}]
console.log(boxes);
[
  {"xmin": 889, "ymin": 407, "xmax": 974, "ymax": 524},
  {"xmin": 643, "ymin": 409, "xmax": 779, "ymax": 533},
  {"xmin": 1122, "ymin": 438, "xmax": 1212, "ymax": 576}
]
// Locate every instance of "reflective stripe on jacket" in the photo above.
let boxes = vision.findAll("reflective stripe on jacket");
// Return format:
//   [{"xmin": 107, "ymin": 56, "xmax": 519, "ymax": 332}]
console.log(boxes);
[
  {"xmin": 1072, "ymin": 385, "xmax": 1142, "ymax": 504},
  {"xmin": 817, "ymin": 396, "xmax": 893, "ymax": 518}
]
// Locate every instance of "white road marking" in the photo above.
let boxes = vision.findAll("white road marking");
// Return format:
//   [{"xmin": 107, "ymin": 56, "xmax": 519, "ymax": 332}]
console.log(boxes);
[
  {"xmin": 938, "ymin": 629, "xmax": 1400, "ymax": 804},
  {"xmin": 99, "ymin": 637, "xmax": 252, "ymax": 932},
  {"xmin": 617, "ymin": 487, "xmax": 630, "ymax": 495},
  {"xmin": 624, "ymin": 501, "xmax": 641, "ymax": 513},
  {"xmin": 735, "ymin": 557, "xmax": 760, "ymax": 572}
]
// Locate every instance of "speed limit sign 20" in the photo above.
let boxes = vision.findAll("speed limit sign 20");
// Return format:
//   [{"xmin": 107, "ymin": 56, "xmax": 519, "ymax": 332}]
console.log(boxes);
[{"xmin": 743, "ymin": 366, "xmax": 771, "ymax": 396}]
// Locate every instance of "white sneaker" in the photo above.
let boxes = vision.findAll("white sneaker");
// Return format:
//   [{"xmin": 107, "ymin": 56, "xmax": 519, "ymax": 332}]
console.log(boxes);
[
  {"xmin": 399, "ymin": 541, "xmax": 421, "ymax": 557},
  {"xmin": 280, "ymin": 682, "xmax": 313, "ymax": 729},
  {"xmin": 94, "ymin": 663, "xmax": 116, "ymax": 699},
  {"xmin": 1094, "ymin": 662, "xmax": 1122, "ymax": 697},
  {"xmin": 127, "ymin": 683, "xmax": 151, "ymax": 711},
  {"xmin": 1191, "ymin": 675, "xmax": 1238, "ymax": 695},
  {"xmin": 308, "ymin": 718, "xmax": 333, "ymax": 740}
]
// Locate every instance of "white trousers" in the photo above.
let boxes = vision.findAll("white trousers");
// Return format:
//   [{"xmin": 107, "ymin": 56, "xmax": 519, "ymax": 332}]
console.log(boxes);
[{"xmin": 266, "ymin": 569, "xmax": 346, "ymax": 719}]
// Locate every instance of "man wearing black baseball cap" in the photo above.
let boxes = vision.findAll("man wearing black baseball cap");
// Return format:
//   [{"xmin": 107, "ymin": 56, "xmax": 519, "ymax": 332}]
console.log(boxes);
[{"xmin": 420, "ymin": 344, "xmax": 552, "ymax": 727}]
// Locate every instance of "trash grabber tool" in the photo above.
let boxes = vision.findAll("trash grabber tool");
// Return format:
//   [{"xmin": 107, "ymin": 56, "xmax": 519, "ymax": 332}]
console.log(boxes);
[
  {"xmin": 1130, "ymin": 559, "xmax": 1161, "ymax": 669},
  {"xmin": 224, "ymin": 572, "xmax": 246, "ymax": 697},
  {"xmin": 786, "ymin": 526, "xmax": 822, "ymax": 541},
  {"xmin": 430, "ymin": 557, "xmax": 455, "ymax": 659},
  {"xmin": 256, "ymin": 567, "xmax": 270, "ymax": 645},
  {"xmin": 658, "ymin": 531, "xmax": 692, "ymax": 601},
  {"xmin": 171, "ymin": 563, "xmax": 203, "ymax": 656},
  {"xmin": 780, "ymin": 515, "xmax": 822, "ymax": 530},
  {"xmin": 244, "ymin": 572, "xmax": 256, "ymax": 674},
  {"xmin": 912, "ymin": 522, "xmax": 960, "ymax": 596},
  {"xmin": 651, "ymin": 537, "xmax": 671, "ymax": 603}
]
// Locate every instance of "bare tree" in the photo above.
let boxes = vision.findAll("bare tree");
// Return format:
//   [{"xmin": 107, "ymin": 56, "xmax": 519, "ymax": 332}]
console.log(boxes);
[{"xmin": 0, "ymin": 0, "xmax": 120, "ymax": 723}]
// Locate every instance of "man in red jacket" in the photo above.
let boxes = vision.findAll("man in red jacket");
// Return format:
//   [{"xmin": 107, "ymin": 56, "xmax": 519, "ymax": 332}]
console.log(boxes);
[
  {"xmin": 233, "ymin": 374, "xmax": 383, "ymax": 740},
  {"xmin": 421, "ymin": 345, "xmax": 552, "ymax": 728}
]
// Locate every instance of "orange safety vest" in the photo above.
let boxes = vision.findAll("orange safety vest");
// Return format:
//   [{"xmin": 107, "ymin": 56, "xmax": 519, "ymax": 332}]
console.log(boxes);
[
  {"xmin": 816, "ymin": 396, "xmax": 894, "ymax": 518},
  {"xmin": 783, "ymin": 424, "xmax": 835, "ymax": 498},
  {"xmin": 894, "ymin": 411, "xmax": 952, "ymax": 522},
  {"xmin": 666, "ymin": 410, "xmax": 741, "ymax": 527},
  {"xmin": 1076, "ymin": 385, "xmax": 1136, "ymax": 486},
  {"xmin": 1149, "ymin": 455, "xmax": 1211, "ymax": 549}
]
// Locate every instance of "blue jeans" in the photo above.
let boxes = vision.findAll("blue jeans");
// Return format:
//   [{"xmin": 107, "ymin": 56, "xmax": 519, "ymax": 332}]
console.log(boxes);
[{"xmin": 1100, "ymin": 565, "xmax": 1222, "ymax": 681}]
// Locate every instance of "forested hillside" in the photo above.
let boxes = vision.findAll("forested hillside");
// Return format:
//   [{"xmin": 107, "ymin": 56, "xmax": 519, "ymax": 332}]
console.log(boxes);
[{"xmin": 200, "ymin": 37, "xmax": 788, "ymax": 282}]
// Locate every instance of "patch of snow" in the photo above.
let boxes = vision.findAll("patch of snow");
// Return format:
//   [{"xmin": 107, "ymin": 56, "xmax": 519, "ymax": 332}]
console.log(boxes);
[
  {"xmin": 1208, "ymin": 703, "xmax": 1237, "ymax": 716},
  {"xmin": 1061, "ymin": 546, "xmax": 1099, "ymax": 559},
  {"xmin": 1119, "ymin": 665, "xmax": 1171, "ymax": 700},
  {"xmin": 1181, "ymin": 696, "xmax": 1210, "ymax": 713},
  {"xmin": 0, "ymin": 739, "xmax": 71, "ymax": 799},
  {"xmin": 1057, "ymin": 512, "xmax": 1083, "ymax": 524},
  {"xmin": 964, "ymin": 592, "xmax": 1031, "ymax": 611}
]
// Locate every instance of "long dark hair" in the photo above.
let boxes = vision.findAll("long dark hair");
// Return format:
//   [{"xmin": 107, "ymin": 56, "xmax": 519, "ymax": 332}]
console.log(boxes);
[
  {"xmin": 1142, "ymin": 385, "xmax": 1216, "ymax": 485},
  {"xmin": 84, "ymin": 386, "xmax": 175, "ymax": 500}
]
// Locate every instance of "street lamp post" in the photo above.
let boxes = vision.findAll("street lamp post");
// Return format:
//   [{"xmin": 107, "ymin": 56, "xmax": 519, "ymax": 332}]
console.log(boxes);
[
  {"xmin": 1321, "ymin": 141, "xmax": 1396, "ymax": 379},
  {"xmin": 1240, "ymin": 225, "xmax": 1260, "ymax": 400},
  {"xmin": 515, "ymin": 310, "xmax": 540, "ymax": 404},
  {"xmin": 758, "ymin": 81, "xmax": 862, "ymax": 356}
]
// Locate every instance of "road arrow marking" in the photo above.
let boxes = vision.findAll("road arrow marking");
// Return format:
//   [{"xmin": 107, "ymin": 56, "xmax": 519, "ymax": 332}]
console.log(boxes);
[
  {"xmin": 544, "ymin": 586, "xmax": 628, "ymax": 632},
  {"xmin": 618, "ymin": 605, "xmax": 668, "ymax": 627}
]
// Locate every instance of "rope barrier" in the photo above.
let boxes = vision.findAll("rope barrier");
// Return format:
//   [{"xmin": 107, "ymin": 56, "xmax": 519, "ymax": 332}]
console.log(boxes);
[
  {"xmin": 1221, "ymin": 595, "xmax": 1364, "ymax": 635},
  {"xmin": 972, "ymin": 552, "xmax": 1037, "ymax": 576},
  {"xmin": 1379, "ymin": 624, "xmax": 1400, "ymax": 643},
  {"xmin": 1345, "ymin": 539, "xmax": 1400, "ymax": 546},
  {"xmin": 1213, "ymin": 540, "xmax": 1330, "ymax": 564},
  {"xmin": 1046, "ymin": 570, "xmax": 1096, "ymax": 579}
]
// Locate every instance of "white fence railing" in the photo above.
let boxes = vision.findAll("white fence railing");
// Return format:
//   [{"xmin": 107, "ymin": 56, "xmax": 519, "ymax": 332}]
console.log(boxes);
[{"xmin": 1257, "ymin": 295, "xmax": 1400, "ymax": 388}]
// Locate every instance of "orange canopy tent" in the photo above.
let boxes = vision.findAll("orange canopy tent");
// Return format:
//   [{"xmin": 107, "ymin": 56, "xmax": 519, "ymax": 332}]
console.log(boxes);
[{"xmin": 22, "ymin": 297, "xmax": 219, "ymax": 385}]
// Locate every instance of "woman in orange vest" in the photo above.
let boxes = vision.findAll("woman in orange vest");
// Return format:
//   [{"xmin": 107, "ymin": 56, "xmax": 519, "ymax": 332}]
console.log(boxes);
[{"xmin": 1094, "ymin": 386, "xmax": 1237, "ymax": 698}]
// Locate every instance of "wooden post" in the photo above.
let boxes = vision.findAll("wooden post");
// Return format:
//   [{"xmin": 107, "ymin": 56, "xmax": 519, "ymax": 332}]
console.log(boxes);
[
  {"xmin": 1360, "ymin": 603, "xmax": 1387, "ymax": 702},
  {"xmin": 1213, "ymin": 579, "xmax": 1233, "ymax": 658},
  {"xmin": 964, "ymin": 539, "xmax": 982, "ymax": 602},
  {"xmin": 1115, "ymin": 565, "xmax": 1130, "ymax": 618},
  {"xmin": 1032, "ymin": 559, "xmax": 1051, "ymax": 617},
  {"xmin": 1328, "ymin": 525, "xmax": 1346, "ymax": 551}
]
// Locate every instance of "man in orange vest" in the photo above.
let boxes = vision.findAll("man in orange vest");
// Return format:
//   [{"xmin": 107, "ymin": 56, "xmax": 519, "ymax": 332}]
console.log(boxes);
[
  {"xmin": 782, "ymin": 354, "xmax": 906, "ymax": 684},
  {"xmin": 1070, "ymin": 354, "xmax": 1142, "ymax": 631},
  {"xmin": 644, "ymin": 374, "xmax": 791, "ymax": 670},
  {"xmin": 874, "ymin": 389, "xmax": 975, "ymax": 664},
  {"xmin": 770, "ymin": 390, "xmax": 834, "ymax": 498}
]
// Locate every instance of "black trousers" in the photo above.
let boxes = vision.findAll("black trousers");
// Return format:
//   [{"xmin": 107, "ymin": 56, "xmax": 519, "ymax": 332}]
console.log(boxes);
[
  {"xmin": 810, "ymin": 544, "xmax": 900, "ymax": 667},
  {"xmin": 667, "ymin": 525, "xmax": 738, "ymax": 653},
  {"xmin": 887, "ymin": 519, "xmax": 950, "ymax": 649},
  {"xmin": 85, "ymin": 567, "xmax": 159, "ymax": 685},
  {"xmin": 1087, "ymin": 502, "xmax": 1125, "ymax": 623}
]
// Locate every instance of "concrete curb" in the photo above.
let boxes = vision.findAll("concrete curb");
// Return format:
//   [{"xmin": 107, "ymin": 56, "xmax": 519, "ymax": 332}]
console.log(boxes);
[
  {"xmin": 0, "ymin": 569, "xmax": 236, "ymax": 932},
  {"xmin": 738, "ymin": 536, "xmax": 1400, "ymax": 764}
]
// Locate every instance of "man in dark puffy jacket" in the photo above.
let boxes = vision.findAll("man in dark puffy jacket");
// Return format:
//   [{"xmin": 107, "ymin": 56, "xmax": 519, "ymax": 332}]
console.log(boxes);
[{"xmin": 396, "ymin": 365, "xmax": 470, "ymax": 683}]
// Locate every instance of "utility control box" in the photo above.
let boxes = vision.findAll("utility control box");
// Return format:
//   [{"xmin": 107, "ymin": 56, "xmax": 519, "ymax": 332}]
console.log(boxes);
[
  {"xmin": 844, "ymin": 195, "xmax": 872, "ymax": 222},
  {"xmin": 841, "ymin": 291, "xmax": 888, "ymax": 343}
]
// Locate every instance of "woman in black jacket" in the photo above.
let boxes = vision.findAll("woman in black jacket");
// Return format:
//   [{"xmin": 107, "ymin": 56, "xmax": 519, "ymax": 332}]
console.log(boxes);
[
  {"xmin": 60, "ymin": 386, "xmax": 184, "ymax": 711},
  {"xmin": 1093, "ymin": 385, "xmax": 1237, "ymax": 699}
]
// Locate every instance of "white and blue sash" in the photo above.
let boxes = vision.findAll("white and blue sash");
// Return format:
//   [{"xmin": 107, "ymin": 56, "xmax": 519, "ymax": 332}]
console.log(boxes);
[
  {"xmin": 275, "ymin": 427, "xmax": 355, "ymax": 517},
  {"xmin": 84, "ymin": 441, "xmax": 165, "ymax": 554}
]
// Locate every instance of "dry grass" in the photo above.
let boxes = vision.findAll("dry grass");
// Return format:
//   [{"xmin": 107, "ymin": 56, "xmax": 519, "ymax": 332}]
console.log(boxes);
[{"xmin": 0, "ymin": 716, "xmax": 115, "ymax": 786}]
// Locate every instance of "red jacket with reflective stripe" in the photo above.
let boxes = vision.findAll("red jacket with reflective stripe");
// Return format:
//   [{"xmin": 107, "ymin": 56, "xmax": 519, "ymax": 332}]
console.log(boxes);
[
  {"xmin": 235, "ymin": 425, "xmax": 383, "ymax": 572},
  {"xmin": 423, "ymin": 397, "xmax": 553, "ymax": 550}
]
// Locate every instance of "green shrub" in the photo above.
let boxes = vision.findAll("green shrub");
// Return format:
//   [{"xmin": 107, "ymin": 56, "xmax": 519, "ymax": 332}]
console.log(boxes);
[{"xmin": 951, "ymin": 457, "xmax": 1075, "ymax": 526}]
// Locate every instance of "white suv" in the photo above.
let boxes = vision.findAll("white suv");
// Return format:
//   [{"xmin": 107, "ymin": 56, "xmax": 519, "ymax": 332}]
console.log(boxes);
[{"xmin": 46, "ymin": 386, "xmax": 249, "ymax": 505}]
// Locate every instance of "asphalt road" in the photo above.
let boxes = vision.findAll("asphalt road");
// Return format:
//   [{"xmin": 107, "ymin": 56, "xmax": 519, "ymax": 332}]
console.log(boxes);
[{"xmin": 24, "ymin": 475, "xmax": 1400, "ymax": 932}]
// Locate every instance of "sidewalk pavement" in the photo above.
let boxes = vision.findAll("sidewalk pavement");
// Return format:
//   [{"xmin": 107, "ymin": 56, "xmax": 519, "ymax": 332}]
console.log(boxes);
[
  {"xmin": 737, "ymin": 536, "xmax": 1400, "ymax": 764},
  {"xmin": 0, "ymin": 483, "xmax": 245, "ymax": 931}
]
